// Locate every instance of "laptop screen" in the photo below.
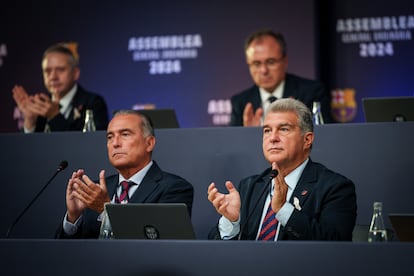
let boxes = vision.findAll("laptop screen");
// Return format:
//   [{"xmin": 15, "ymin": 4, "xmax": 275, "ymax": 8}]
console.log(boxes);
[
  {"xmin": 135, "ymin": 109, "xmax": 180, "ymax": 128},
  {"xmin": 388, "ymin": 213, "xmax": 414, "ymax": 242},
  {"xmin": 105, "ymin": 203, "xmax": 195, "ymax": 240},
  {"xmin": 362, "ymin": 97, "xmax": 414, "ymax": 122}
]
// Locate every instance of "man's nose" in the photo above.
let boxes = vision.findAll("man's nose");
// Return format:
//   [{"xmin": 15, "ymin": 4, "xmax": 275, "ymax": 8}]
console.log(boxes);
[
  {"xmin": 269, "ymin": 130, "xmax": 280, "ymax": 142},
  {"xmin": 111, "ymin": 136, "xmax": 121, "ymax": 147}
]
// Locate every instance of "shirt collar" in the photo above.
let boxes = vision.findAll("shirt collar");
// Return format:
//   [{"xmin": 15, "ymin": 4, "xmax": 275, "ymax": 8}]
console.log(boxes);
[
  {"xmin": 284, "ymin": 158, "xmax": 309, "ymax": 191},
  {"xmin": 259, "ymin": 80, "xmax": 285, "ymax": 105},
  {"xmin": 118, "ymin": 160, "xmax": 153, "ymax": 186},
  {"xmin": 56, "ymin": 84, "xmax": 77, "ymax": 116}
]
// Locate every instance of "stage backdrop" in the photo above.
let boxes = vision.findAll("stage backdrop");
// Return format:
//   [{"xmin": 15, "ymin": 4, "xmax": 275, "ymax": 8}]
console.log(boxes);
[
  {"xmin": 319, "ymin": 0, "xmax": 414, "ymax": 123},
  {"xmin": 0, "ymin": 0, "xmax": 318, "ymax": 132}
]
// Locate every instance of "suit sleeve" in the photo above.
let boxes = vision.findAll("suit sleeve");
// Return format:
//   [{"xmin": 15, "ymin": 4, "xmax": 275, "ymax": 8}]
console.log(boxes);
[
  {"xmin": 154, "ymin": 177, "xmax": 194, "ymax": 216},
  {"xmin": 229, "ymin": 95, "xmax": 244, "ymax": 126}
]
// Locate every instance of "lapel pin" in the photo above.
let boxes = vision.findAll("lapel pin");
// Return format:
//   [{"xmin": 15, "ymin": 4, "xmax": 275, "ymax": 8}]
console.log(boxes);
[
  {"xmin": 293, "ymin": 197, "xmax": 302, "ymax": 211},
  {"xmin": 301, "ymin": 190, "xmax": 308, "ymax": 196}
]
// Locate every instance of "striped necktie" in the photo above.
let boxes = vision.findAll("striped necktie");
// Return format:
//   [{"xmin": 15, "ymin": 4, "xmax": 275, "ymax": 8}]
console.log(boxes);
[
  {"xmin": 115, "ymin": 181, "xmax": 132, "ymax": 204},
  {"xmin": 257, "ymin": 203, "xmax": 278, "ymax": 241}
]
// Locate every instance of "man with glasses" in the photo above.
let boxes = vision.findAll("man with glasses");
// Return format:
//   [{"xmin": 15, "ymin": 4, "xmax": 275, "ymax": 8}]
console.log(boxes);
[
  {"xmin": 229, "ymin": 29, "xmax": 332, "ymax": 126},
  {"xmin": 208, "ymin": 98, "xmax": 356, "ymax": 241}
]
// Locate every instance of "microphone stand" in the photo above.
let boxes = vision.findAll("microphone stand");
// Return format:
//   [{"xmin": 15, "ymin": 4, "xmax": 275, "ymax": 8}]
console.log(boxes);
[{"xmin": 6, "ymin": 161, "xmax": 68, "ymax": 238}]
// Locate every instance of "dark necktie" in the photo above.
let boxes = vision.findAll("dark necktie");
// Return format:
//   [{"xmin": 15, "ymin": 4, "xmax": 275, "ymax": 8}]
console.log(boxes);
[
  {"xmin": 268, "ymin": 96, "xmax": 277, "ymax": 103},
  {"xmin": 115, "ymin": 181, "xmax": 132, "ymax": 204},
  {"xmin": 257, "ymin": 203, "xmax": 278, "ymax": 241}
]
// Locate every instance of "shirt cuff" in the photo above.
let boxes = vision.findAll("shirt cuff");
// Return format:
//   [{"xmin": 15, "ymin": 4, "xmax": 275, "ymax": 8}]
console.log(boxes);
[
  {"xmin": 62, "ymin": 212, "xmax": 83, "ymax": 236},
  {"xmin": 23, "ymin": 126, "xmax": 34, "ymax": 133},
  {"xmin": 218, "ymin": 216, "xmax": 240, "ymax": 240},
  {"xmin": 275, "ymin": 202, "xmax": 294, "ymax": 226}
]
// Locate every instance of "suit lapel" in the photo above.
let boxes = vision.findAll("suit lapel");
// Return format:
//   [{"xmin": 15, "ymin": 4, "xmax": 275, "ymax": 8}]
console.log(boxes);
[
  {"xmin": 244, "ymin": 170, "xmax": 272, "ymax": 239},
  {"xmin": 249, "ymin": 86, "xmax": 262, "ymax": 110},
  {"xmin": 106, "ymin": 175, "xmax": 119, "ymax": 200},
  {"xmin": 289, "ymin": 160, "xmax": 317, "ymax": 210},
  {"xmin": 129, "ymin": 162, "xmax": 162, "ymax": 203},
  {"xmin": 69, "ymin": 86, "xmax": 86, "ymax": 122},
  {"xmin": 282, "ymin": 74, "xmax": 297, "ymax": 99}
]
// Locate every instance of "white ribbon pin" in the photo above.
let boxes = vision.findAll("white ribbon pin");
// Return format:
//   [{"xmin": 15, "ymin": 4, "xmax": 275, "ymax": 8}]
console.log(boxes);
[{"xmin": 293, "ymin": 197, "xmax": 302, "ymax": 211}]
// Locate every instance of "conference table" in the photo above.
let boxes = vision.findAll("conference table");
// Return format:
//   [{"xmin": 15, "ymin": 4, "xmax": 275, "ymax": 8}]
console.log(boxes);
[
  {"xmin": 1, "ymin": 239, "xmax": 413, "ymax": 275},
  {"xmin": 1, "ymin": 123, "xmax": 414, "ymax": 275}
]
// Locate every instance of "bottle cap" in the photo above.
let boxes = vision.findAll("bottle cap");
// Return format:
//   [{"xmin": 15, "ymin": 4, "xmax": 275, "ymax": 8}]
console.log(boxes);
[{"xmin": 373, "ymin": 202, "xmax": 383, "ymax": 209}]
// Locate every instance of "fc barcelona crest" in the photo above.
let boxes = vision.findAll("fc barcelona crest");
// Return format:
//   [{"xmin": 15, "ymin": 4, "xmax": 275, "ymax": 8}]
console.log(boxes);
[{"xmin": 331, "ymin": 88, "xmax": 357, "ymax": 123}]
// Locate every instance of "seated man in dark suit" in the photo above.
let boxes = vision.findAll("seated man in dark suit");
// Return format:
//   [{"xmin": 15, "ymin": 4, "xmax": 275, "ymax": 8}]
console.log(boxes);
[
  {"xmin": 12, "ymin": 43, "xmax": 108, "ymax": 132},
  {"xmin": 57, "ymin": 110, "xmax": 194, "ymax": 238},
  {"xmin": 208, "ymin": 98, "xmax": 356, "ymax": 241},
  {"xmin": 229, "ymin": 29, "xmax": 332, "ymax": 126}
]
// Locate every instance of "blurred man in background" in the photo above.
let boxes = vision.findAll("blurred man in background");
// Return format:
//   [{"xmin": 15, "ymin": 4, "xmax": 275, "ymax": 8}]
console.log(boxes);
[
  {"xmin": 229, "ymin": 29, "xmax": 332, "ymax": 126},
  {"xmin": 12, "ymin": 43, "xmax": 108, "ymax": 132}
]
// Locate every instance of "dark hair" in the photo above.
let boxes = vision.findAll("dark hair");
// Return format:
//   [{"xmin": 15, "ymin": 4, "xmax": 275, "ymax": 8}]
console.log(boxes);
[
  {"xmin": 244, "ymin": 29, "xmax": 287, "ymax": 57},
  {"xmin": 43, "ymin": 43, "xmax": 79, "ymax": 68},
  {"xmin": 112, "ymin": 110, "xmax": 155, "ymax": 137}
]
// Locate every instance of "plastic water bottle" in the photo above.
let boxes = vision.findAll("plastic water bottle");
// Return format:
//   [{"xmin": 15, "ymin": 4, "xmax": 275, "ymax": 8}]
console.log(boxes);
[
  {"xmin": 98, "ymin": 205, "xmax": 113, "ymax": 239},
  {"xmin": 368, "ymin": 202, "xmax": 388, "ymax": 242},
  {"xmin": 312, "ymin": 102, "xmax": 324, "ymax": 125},
  {"xmin": 82, "ymin": 109, "xmax": 96, "ymax": 132}
]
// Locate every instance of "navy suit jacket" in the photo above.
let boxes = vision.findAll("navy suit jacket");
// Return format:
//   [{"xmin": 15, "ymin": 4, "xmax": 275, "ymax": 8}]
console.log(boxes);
[
  {"xmin": 229, "ymin": 73, "xmax": 333, "ymax": 126},
  {"xmin": 57, "ymin": 161, "xmax": 194, "ymax": 239},
  {"xmin": 35, "ymin": 85, "xmax": 109, "ymax": 132},
  {"xmin": 208, "ymin": 159, "xmax": 357, "ymax": 241}
]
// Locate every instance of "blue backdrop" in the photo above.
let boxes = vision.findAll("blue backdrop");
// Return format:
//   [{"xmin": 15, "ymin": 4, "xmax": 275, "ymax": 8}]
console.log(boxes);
[
  {"xmin": 1, "ymin": 0, "xmax": 413, "ymax": 131},
  {"xmin": 0, "ymin": 0, "xmax": 317, "ymax": 131}
]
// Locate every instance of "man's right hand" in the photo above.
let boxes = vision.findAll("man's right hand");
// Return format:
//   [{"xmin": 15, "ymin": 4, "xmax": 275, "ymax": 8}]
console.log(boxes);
[
  {"xmin": 207, "ymin": 181, "xmax": 241, "ymax": 222},
  {"xmin": 12, "ymin": 85, "xmax": 38, "ymax": 131},
  {"xmin": 243, "ymin": 102, "xmax": 263, "ymax": 126},
  {"xmin": 66, "ymin": 170, "xmax": 111, "ymax": 223},
  {"xmin": 66, "ymin": 169, "xmax": 88, "ymax": 223}
]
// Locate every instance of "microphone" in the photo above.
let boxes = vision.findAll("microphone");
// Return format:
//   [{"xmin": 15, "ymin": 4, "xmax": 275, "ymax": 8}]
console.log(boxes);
[
  {"xmin": 238, "ymin": 169, "xmax": 278, "ymax": 240},
  {"xmin": 6, "ymin": 160, "xmax": 68, "ymax": 238}
]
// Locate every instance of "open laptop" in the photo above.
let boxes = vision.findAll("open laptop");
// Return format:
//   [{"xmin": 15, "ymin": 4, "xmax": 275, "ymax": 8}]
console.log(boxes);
[
  {"xmin": 105, "ymin": 203, "xmax": 195, "ymax": 240},
  {"xmin": 362, "ymin": 96, "xmax": 414, "ymax": 122},
  {"xmin": 135, "ymin": 109, "xmax": 180, "ymax": 128},
  {"xmin": 388, "ymin": 213, "xmax": 414, "ymax": 242}
]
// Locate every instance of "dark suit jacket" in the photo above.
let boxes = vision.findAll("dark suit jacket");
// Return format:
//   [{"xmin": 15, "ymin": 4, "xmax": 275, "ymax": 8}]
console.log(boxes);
[
  {"xmin": 229, "ymin": 73, "xmax": 333, "ymax": 126},
  {"xmin": 35, "ymin": 85, "xmax": 109, "ymax": 132},
  {"xmin": 208, "ymin": 159, "xmax": 357, "ymax": 241},
  {"xmin": 57, "ymin": 161, "xmax": 194, "ymax": 239}
]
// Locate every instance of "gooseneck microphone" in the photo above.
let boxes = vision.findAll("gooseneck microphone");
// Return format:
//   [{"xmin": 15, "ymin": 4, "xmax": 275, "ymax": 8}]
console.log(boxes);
[
  {"xmin": 238, "ymin": 169, "xmax": 278, "ymax": 240},
  {"xmin": 6, "ymin": 160, "xmax": 68, "ymax": 238}
]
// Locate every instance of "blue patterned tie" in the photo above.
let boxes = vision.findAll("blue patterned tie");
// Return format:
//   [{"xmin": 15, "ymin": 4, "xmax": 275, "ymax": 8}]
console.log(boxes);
[{"xmin": 257, "ymin": 203, "xmax": 278, "ymax": 241}]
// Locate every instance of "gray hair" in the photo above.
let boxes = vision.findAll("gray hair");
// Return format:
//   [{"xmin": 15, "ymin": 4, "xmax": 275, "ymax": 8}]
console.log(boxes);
[
  {"xmin": 266, "ymin": 98, "xmax": 314, "ymax": 134},
  {"xmin": 43, "ymin": 43, "xmax": 79, "ymax": 68},
  {"xmin": 112, "ymin": 110, "xmax": 155, "ymax": 137}
]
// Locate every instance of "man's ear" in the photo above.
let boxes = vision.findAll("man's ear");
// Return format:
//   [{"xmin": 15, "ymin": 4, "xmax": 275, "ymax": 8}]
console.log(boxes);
[
  {"xmin": 73, "ymin": 67, "xmax": 80, "ymax": 81},
  {"xmin": 146, "ymin": 136, "xmax": 156, "ymax": 153},
  {"xmin": 303, "ymin": 132, "xmax": 314, "ymax": 149}
]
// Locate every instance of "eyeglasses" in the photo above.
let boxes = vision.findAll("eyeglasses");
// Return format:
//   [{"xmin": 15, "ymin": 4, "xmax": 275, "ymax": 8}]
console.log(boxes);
[{"xmin": 248, "ymin": 57, "xmax": 285, "ymax": 70}]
